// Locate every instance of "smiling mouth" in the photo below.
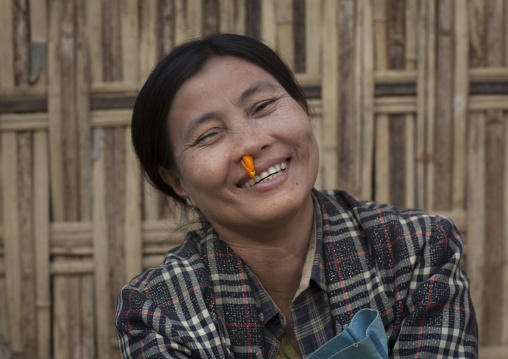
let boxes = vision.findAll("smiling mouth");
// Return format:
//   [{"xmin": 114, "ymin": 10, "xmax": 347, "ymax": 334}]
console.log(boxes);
[{"xmin": 242, "ymin": 160, "xmax": 287, "ymax": 188}]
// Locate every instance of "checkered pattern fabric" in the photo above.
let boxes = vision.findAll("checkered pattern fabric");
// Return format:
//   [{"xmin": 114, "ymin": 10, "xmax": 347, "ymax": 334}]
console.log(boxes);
[{"xmin": 115, "ymin": 189, "xmax": 478, "ymax": 358}]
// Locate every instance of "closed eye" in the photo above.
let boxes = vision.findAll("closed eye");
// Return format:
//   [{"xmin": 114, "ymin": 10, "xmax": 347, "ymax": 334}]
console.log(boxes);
[
  {"xmin": 252, "ymin": 99, "xmax": 277, "ymax": 116},
  {"xmin": 196, "ymin": 130, "xmax": 220, "ymax": 144}
]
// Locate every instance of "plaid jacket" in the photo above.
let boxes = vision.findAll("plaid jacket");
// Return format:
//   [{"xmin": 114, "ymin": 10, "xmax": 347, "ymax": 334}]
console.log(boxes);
[{"xmin": 115, "ymin": 189, "xmax": 478, "ymax": 358}]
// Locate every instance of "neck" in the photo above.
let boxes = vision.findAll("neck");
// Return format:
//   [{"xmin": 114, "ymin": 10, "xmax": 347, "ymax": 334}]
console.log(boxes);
[{"xmin": 216, "ymin": 195, "xmax": 315, "ymax": 304}]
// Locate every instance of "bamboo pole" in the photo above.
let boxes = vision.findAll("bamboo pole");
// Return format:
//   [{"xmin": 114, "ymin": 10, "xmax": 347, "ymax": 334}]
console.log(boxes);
[
  {"xmin": 361, "ymin": 0, "xmax": 374, "ymax": 200},
  {"xmin": 403, "ymin": 1, "xmax": 417, "ymax": 209},
  {"xmin": 404, "ymin": 0, "xmax": 417, "ymax": 70},
  {"xmin": 415, "ymin": 0, "xmax": 428, "ymax": 209},
  {"xmin": 92, "ymin": 128, "xmax": 111, "ymax": 358},
  {"xmin": 373, "ymin": 0, "xmax": 388, "ymax": 202},
  {"xmin": 186, "ymin": 0, "xmax": 203, "ymax": 37},
  {"xmin": 0, "ymin": 0, "xmax": 14, "ymax": 87},
  {"xmin": 483, "ymin": 111, "xmax": 505, "ymax": 345},
  {"xmin": 102, "ymin": 0, "xmax": 123, "ymax": 82},
  {"xmin": 0, "ymin": 113, "xmax": 48, "ymax": 131},
  {"xmin": 375, "ymin": 115, "xmax": 390, "ymax": 203},
  {"xmin": 468, "ymin": 0, "xmax": 484, "ymax": 67},
  {"xmin": 53, "ymin": 275, "xmax": 69, "ymax": 359},
  {"xmin": 405, "ymin": 114, "xmax": 415, "ymax": 207},
  {"xmin": 90, "ymin": 109, "xmax": 132, "ymax": 127},
  {"xmin": 305, "ymin": 0, "xmax": 321, "ymax": 79},
  {"xmin": 503, "ymin": 112, "xmax": 508, "ymax": 346},
  {"xmin": 466, "ymin": 112, "xmax": 485, "ymax": 340},
  {"xmin": 1, "ymin": 132, "xmax": 22, "ymax": 352},
  {"xmin": 124, "ymin": 127, "xmax": 143, "ymax": 281},
  {"xmin": 219, "ymin": 0, "xmax": 236, "ymax": 33},
  {"xmin": 425, "ymin": 0, "xmax": 436, "ymax": 210},
  {"xmin": 81, "ymin": 275, "xmax": 95, "ymax": 358},
  {"xmin": 121, "ymin": 0, "xmax": 139, "ymax": 83},
  {"xmin": 275, "ymin": 0, "xmax": 294, "ymax": 70},
  {"xmin": 433, "ymin": 0, "xmax": 455, "ymax": 210},
  {"xmin": 261, "ymin": 0, "xmax": 277, "ymax": 46},
  {"xmin": 174, "ymin": 0, "xmax": 187, "ymax": 45},
  {"xmin": 29, "ymin": 0, "xmax": 48, "ymax": 87},
  {"xmin": 337, "ymin": 0, "xmax": 356, "ymax": 195},
  {"xmin": 76, "ymin": 0, "xmax": 92, "ymax": 221},
  {"xmin": 486, "ymin": 0, "xmax": 504, "ymax": 67},
  {"xmin": 452, "ymin": 0, "xmax": 469, "ymax": 210},
  {"xmin": 320, "ymin": 0, "xmax": 339, "ymax": 189},
  {"xmin": 48, "ymin": 0, "xmax": 65, "ymax": 221},
  {"xmin": 17, "ymin": 132, "xmax": 37, "ymax": 355},
  {"xmin": 353, "ymin": 0, "xmax": 364, "ymax": 198},
  {"xmin": 234, "ymin": 0, "xmax": 246, "ymax": 34},
  {"xmin": 139, "ymin": 0, "xmax": 158, "ymax": 80},
  {"xmin": 87, "ymin": 0, "xmax": 103, "ymax": 83}
]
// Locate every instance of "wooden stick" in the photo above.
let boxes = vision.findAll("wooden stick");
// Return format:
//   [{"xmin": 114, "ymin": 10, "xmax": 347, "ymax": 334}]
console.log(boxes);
[{"xmin": 34, "ymin": 131, "xmax": 51, "ymax": 359}]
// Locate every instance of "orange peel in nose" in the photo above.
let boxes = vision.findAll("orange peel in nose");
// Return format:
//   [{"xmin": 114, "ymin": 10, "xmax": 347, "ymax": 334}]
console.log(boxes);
[{"xmin": 241, "ymin": 155, "xmax": 255, "ymax": 179}]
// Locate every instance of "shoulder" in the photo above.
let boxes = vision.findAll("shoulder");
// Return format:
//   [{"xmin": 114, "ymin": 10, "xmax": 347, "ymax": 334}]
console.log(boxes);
[
  {"xmin": 119, "ymin": 228, "xmax": 216, "ymax": 308},
  {"xmin": 313, "ymin": 188, "xmax": 462, "ymax": 255}
]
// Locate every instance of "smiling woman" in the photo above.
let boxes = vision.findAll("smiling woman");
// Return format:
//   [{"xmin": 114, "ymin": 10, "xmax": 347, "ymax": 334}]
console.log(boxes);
[{"xmin": 115, "ymin": 34, "xmax": 478, "ymax": 359}]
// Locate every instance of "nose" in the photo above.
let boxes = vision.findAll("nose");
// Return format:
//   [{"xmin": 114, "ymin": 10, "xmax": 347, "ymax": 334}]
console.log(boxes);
[{"xmin": 233, "ymin": 121, "xmax": 272, "ymax": 160}]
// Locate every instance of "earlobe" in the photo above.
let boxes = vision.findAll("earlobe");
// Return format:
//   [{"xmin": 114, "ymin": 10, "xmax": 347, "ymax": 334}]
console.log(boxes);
[{"xmin": 159, "ymin": 167, "xmax": 187, "ymax": 199}]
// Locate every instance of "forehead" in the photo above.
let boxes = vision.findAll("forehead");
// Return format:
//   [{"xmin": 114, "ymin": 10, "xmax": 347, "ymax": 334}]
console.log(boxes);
[
  {"xmin": 181, "ymin": 56, "xmax": 278, "ymax": 95},
  {"xmin": 170, "ymin": 56, "xmax": 281, "ymax": 115}
]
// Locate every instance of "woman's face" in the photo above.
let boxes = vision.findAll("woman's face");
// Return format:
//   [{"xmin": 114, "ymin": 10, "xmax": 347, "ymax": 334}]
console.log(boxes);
[{"xmin": 164, "ymin": 56, "xmax": 319, "ymax": 234}]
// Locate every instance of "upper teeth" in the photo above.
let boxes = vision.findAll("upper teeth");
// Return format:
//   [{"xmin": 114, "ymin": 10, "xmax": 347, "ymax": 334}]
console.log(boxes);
[{"xmin": 242, "ymin": 160, "xmax": 287, "ymax": 188}]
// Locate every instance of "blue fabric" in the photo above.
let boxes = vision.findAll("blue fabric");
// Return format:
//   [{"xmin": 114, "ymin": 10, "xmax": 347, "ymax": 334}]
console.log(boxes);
[{"xmin": 307, "ymin": 309, "xmax": 388, "ymax": 359}]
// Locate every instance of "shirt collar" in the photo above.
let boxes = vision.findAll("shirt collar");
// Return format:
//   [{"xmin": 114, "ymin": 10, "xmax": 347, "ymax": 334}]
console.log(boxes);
[{"xmin": 245, "ymin": 190, "xmax": 328, "ymax": 326}]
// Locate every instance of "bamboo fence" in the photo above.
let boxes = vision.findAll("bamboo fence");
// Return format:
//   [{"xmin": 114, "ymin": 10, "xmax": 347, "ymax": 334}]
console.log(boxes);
[{"xmin": 0, "ymin": 0, "xmax": 507, "ymax": 358}]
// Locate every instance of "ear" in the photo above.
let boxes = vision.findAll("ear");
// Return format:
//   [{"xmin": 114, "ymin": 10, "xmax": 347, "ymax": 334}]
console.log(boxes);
[{"xmin": 159, "ymin": 167, "xmax": 188, "ymax": 199}]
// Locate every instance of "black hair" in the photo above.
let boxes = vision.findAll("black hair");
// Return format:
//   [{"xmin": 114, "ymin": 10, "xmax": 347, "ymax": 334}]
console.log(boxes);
[{"xmin": 131, "ymin": 33, "xmax": 308, "ymax": 205}]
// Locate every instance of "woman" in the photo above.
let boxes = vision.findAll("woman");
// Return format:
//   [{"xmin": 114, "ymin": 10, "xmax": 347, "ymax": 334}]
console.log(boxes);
[{"xmin": 115, "ymin": 33, "xmax": 478, "ymax": 358}]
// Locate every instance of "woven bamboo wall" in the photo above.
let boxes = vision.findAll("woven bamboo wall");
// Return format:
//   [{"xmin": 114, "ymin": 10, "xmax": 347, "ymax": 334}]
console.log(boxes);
[{"xmin": 0, "ymin": 1, "xmax": 507, "ymax": 358}]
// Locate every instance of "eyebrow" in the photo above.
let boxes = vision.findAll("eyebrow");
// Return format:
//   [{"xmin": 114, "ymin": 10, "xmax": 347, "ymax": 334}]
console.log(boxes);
[
  {"xmin": 237, "ymin": 81, "xmax": 282, "ymax": 105},
  {"xmin": 182, "ymin": 81, "xmax": 282, "ymax": 140}
]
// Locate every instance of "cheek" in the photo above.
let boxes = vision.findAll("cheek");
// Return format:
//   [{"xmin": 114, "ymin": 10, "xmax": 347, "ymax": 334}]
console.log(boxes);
[{"xmin": 179, "ymin": 150, "xmax": 226, "ymax": 191}]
